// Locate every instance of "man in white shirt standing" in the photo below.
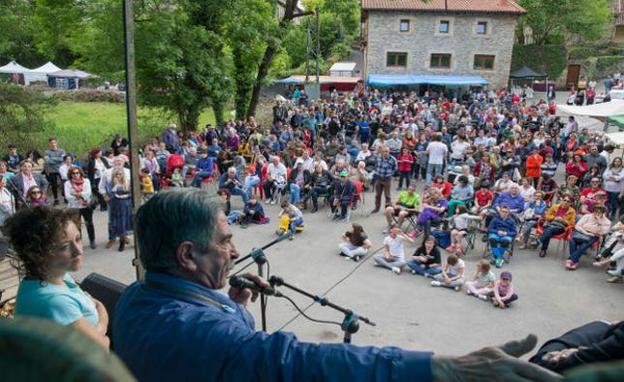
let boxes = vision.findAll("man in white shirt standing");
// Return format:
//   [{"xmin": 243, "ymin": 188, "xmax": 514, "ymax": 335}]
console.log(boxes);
[
  {"xmin": 373, "ymin": 225, "xmax": 414, "ymax": 274},
  {"xmin": 426, "ymin": 133, "xmax": 448, "ymax": 184}
]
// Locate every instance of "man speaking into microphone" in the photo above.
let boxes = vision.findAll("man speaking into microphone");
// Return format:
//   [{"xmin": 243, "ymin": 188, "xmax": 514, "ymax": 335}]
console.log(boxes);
[{"xmin": 113, "ymin": 189, "xmax": 560, "ymax": 382}]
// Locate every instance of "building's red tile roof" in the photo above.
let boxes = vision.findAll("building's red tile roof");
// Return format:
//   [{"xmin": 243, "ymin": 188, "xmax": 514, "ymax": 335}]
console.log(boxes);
[{"xmin": 362, "ymin": 0, "xmax": 526, "ymax": 15}]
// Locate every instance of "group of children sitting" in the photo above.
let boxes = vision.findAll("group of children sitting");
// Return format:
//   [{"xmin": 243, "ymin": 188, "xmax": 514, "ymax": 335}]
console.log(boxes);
[{"xmin": 408, "ymin": 236, "xmax": 518, "ymax": 308}]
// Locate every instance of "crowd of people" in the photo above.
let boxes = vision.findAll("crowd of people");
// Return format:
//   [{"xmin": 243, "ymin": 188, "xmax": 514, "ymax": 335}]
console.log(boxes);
[
  {"xmin": 3, "ymin": 85, "xmax": 624, "ymax": 276},
  {"xmin": 2, "ymin": 83, "xmax": 624, "ymax": 380}
]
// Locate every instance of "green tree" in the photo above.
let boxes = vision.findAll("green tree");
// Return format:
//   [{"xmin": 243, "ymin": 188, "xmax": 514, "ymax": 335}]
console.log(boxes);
[
  {"xmin": 0, "ymin": 0, "xmax": 44, "ymax": 67},
  {"xmin": 0, "ymin": 83, "xmax": 56, "ymax": 152},
  {"xmin": 226, "ymin": 0, "xmax": 275, "ymax": 119},
  {"xmin": 74, "ymin": 0, "xmax": 233, "ymax": 131},
  {"xmin": 517, "ymin": 0, "xmax": 612, "ymax": 45}
]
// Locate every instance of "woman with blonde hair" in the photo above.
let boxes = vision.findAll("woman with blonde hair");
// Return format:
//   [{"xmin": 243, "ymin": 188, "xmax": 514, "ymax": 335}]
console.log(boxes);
[{"xmin": 108, "ymin": 168, "xmax": 132, "ymax": 252}]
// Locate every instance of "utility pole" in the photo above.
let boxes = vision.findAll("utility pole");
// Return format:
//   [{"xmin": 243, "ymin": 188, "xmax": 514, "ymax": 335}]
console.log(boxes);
[
  {"xmin": 123, "ymin": 0, "xmax": 144, "ymax": 280},
  {"xmin": 305, "ymin": 17, "xmax": 311, "ymax": 82},
  {"xmin": 316, "ymin": 5, "xmax": 320, "ymax": 83}
]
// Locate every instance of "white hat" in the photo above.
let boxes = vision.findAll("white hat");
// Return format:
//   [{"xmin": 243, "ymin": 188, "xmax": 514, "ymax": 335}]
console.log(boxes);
[
  {"xmin": 295, "ymin": 158, "xmax": 304, "ymax": 165},
  {"xmin": 168, "ymin": 123, "xmax": 177, "ymax": 129}
]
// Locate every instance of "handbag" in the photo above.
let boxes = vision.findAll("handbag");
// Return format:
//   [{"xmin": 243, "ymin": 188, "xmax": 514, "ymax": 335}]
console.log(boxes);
[
  {"xmin": 572, "ymin": 229, "xmax": 594, "ymax": 242},
  {"xmin": 546, "ymin": 220, "xmax": 566, "ymax": 232}
]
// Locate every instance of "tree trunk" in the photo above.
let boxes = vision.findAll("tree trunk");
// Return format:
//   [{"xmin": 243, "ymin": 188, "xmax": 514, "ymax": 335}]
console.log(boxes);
[
  {"xmin": 178, "ymin": 104, "xmax": 201, "ymax": 132},
  {"xmin": 212, "ymin": 99, "xmax": 225, "ymax": 126},
  {"xmin": 246, "ymin": 44, "xmax": 278, "ymax": 118},
  {"xmin": 245, "ymin": 0, "xmax": 313, "ymax": 117}
]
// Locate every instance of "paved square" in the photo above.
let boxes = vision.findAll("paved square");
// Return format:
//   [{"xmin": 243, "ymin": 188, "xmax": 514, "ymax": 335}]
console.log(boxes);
[{"xmin": 76, "ymin": 189, "xmax": 623, "ymax": 356}]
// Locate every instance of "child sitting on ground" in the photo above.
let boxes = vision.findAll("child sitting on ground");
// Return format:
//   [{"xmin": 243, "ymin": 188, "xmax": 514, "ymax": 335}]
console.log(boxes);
[
  {"xmin": 487, "ymin": 271, "xmax": 518, "ymax": 308},
  {"xmin": 277, "ymin": 200, "xmax": 304, "ymax": 239},
  {"xmin": 447, "ymin": 205, "xmax": 479, "ymax": 255},
  {"xmin": 465, "ymin": 260, "xmax": 496, "ymax": 301},
  {"xmin": 240, "ymin": 195, "xmax": 268, "ymax": 226},
  {"xmin": 430, "ymin": 254, "xmax": 465, "ymax": 291}
]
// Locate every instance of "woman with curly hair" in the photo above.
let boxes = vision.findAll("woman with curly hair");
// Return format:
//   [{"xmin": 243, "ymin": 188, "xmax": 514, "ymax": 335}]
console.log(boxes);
[{"xmin": 1, "ymin": 206, "xmax": 109, "ymax": 348}]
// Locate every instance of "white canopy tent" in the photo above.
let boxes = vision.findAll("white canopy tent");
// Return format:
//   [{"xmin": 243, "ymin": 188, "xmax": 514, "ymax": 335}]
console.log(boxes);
[
  {"xmin": 0, "ymin": 61, "xmax": 31, "ymax": 74},
  {"xmin": 605, "ymin": 131, "xmax": 624, "ymax": 147},
  {"xmin": 557, "ymin": 100, "xmax": 624, "ymax": 118},
  {"xmin": 24, "ymin": 61, "xmax": 62, "ymax": 85}
]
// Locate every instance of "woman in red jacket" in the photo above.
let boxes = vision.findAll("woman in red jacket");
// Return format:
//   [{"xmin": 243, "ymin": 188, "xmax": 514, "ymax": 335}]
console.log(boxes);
[
  {"xmin": 566, "ymin": 153, "xmax": 587, "ymax": 179},
  {"xmin": 525, "ymin": 147, "xmax": 543, "ymax": 186}
]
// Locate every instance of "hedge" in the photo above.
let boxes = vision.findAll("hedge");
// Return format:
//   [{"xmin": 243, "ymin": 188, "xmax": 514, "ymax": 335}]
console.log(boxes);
[{"xmin": 511, "ymin": 44, "xmax": 567, "ymax": 79}]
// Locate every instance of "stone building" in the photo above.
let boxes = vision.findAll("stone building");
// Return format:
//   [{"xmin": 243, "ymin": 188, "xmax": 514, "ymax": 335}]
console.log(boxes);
[
  {"xmin": 611, "ymin": 0, "xmax": 624, "ymax": 42},
  {"xmin": 361, "ymin": 0, "xmax": 525, "ymax": 90}
]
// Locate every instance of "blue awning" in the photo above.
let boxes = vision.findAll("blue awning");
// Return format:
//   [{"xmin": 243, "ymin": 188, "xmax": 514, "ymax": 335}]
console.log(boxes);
[
  {"xmin": 276, "ymin": 76, "xmax": 302, "ymax": 84},
  {"xmin": 368, "ymin": 74, "xmax": 488, "ymax": 87}
]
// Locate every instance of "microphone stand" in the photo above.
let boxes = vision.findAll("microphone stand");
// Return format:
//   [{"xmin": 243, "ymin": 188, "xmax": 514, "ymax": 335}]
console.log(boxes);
[
  {"xmin": 233, "ymin": 234, "xmax": 291, "ymax": 332},
  {"xmin": 270, "ymin": 276, "xmax": 376, "ymax": 344}
]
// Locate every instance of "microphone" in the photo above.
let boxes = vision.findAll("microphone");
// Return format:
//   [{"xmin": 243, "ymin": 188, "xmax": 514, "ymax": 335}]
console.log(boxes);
[{"xmin": 229, "ymin": 275, "xmax": 282, "ymax": 297}]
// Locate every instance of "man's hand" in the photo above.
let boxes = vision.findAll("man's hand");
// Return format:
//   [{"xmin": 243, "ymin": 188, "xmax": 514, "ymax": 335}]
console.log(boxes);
[
  {"xmin": 432, "ymin": 334, "xmax": 562, "ymax": 382},
  {"xmin": 228, "ymin": 273, "xmax": 269, "ymax": 308},
  {"xmin": 541, "ymin": 347, "xmax": 582, "ymax": 364}
]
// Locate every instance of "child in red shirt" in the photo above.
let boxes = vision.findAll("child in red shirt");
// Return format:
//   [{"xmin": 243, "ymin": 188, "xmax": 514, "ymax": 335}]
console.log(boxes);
[{"xmin": 473, "ymin": 183, "xmax": 494, "ymax": 221}]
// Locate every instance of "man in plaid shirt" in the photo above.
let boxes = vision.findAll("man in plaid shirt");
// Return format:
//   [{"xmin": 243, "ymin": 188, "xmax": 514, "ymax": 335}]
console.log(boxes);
[{"xmin": 372, "ymin": 146, "xmax": 398, "ymax": 213}]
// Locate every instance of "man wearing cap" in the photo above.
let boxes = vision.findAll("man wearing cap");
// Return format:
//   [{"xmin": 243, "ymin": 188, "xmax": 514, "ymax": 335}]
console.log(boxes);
[
  {"xmin": 384, "ymin": 183, "xmax": 421, "ymax": 231},
  {"xmin": 332, "ymin": 170, "xmax": 355, "ymax": 221},
  {"xmin": 162, "ymin": 123, "xmax": 180, "ymax": 153},
  {"xmin": 288, "ymin": 159, "xmax": 311, "ymax": 206}
]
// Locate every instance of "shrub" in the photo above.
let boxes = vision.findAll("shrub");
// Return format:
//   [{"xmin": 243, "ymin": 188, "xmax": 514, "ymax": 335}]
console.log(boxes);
[
  {"xmin": 511, "ymin": 44, "xmax": 567, "ymax": 80},
  {"xmin": 50, "ymin": 89, "xmax": 125, "ymax": 103}
]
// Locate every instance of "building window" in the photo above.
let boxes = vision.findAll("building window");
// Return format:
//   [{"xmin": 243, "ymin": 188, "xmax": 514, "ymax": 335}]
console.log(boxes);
[
  {"xmin": 430, "ymin": 53, "xmax": 451, "ymax": 69},
  {"xmin": 439, "ymin": 20, "xmax": 450, "ymax": 33},
  {"xmin": 474, "ymin": 55, "xmax": 495, "ymax": 70},
  {"xmin": 387, "ymin": 52, "xmax": 407, "ymax": 67},
  {"xmin": 476, "ymin": 21, "xmax": 488, "ymax": 35},
  {"xmin": 400, "ymin": 19, "xmax": 410, "ymax": 32}
]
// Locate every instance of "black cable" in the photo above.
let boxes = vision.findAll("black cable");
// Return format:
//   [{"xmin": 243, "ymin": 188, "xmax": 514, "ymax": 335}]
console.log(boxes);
[
  {"xmin": 277, "ymin": 245, "xmax": 384, "ymax": 331},
  {"xmin": 231, "ymin": 259, "xmax": 255, "ymax": 277},
  {"xmin": 278, "ymin": 292, "xmax": 342, "ymax": 327},
  {"xmin": 263, "ymin": 259, "xmax": 271, "ymax": 316}
]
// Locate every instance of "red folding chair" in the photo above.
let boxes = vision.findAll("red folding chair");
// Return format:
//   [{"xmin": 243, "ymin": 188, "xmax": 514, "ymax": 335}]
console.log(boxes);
[{"xmin": 536, "ymin": 219, "xmax": 573, "ymax": 255}]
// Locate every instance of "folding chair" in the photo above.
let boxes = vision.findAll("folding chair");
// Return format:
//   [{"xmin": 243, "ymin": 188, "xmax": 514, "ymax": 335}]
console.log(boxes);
[
  {"xmin": 535, "ymin": 219, "xmax": 572, "ymax": 257},
  {"xmin": 482, "ymin": 234, "xmax": 516, "ymax": 264}
]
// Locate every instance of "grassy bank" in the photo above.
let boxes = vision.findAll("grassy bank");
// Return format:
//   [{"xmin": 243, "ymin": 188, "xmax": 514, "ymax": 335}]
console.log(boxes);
[{"xmin": 9, "ymin": 102, "xmax": 216, "ymax": 157}]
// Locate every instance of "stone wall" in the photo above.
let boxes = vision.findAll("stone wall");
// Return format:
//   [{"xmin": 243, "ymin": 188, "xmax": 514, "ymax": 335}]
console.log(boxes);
[{"xmin": 364, "ymin": 11, "xmax": 519, "ymax": 89}]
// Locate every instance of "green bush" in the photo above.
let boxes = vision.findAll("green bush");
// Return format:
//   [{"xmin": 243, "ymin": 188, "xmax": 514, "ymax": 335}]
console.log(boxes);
[
  {"xmin": 51, "ymin": 89, "xmax": 125, "ymax": 103},
  {"xmin": 511, "ymin": 44, "xmax": 567, "ymax": 79},
  {"xmin": 596, "ymin": 56, "xmax": 624, "ymax": 73}
]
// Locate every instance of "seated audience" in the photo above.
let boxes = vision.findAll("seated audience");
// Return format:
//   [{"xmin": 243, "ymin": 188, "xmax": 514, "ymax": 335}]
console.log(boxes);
[
  {"xmin": 373, "ymin": 224, "xmax": 414, "ymax": 275},
  {"xmin": 2, "ymin": 207, "xmax": 109, "ymax": 348},
  {"xmin": 466, "ymin": 260, "xmax": 496, "ymax": 301},
  {"xmin": 407, "ymin": 236, "xmax": 441, "ymax": 277},
  {"xmin": 567, "ymin": 205, "xmax": 610, "ymax": 270},
  {"xmin": 430, "ymin": 254, "xmax": 465, "ymax": 291},
  {"xmin": 339, "ymin": 223, "xmax": 372, "ymax": 262}
]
